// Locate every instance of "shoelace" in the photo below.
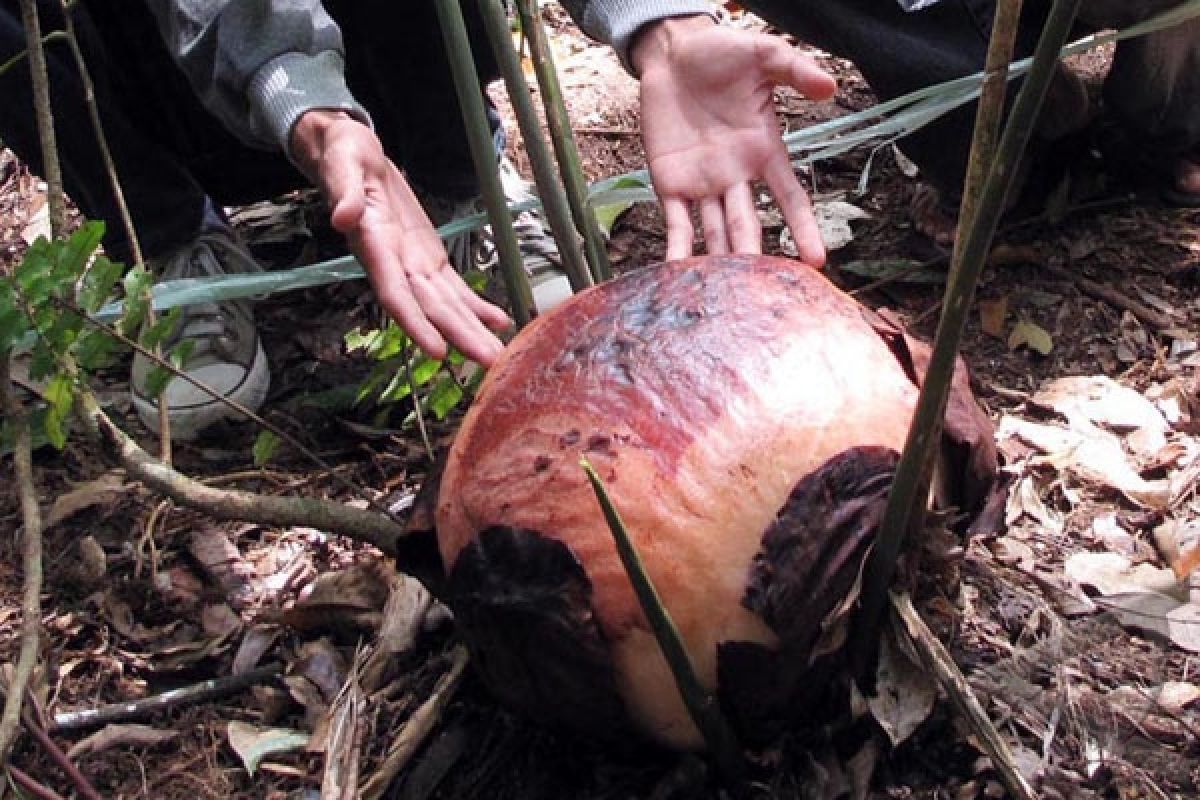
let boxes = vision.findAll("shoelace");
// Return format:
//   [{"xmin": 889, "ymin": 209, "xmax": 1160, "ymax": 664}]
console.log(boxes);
[{"xmin": 151, "ymin": 231, "xmax": 261, "ymax": 361}]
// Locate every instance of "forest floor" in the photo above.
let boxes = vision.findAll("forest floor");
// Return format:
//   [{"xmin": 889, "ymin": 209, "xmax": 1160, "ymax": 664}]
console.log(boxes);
[{"xmin": 2, "ymin": 7, "xmax": 1199, "ymax": 799}]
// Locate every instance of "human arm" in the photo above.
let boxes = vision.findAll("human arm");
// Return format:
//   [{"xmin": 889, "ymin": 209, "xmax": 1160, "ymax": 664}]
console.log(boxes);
[{"xmin": 143, "ymin": 2, "xmax": 511, "ymax": 364}]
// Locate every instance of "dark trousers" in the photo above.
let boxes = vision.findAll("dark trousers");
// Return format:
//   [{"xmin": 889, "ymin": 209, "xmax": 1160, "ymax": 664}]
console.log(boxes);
[
  {"xmin": 742, "ymin": 0, "xmax": 1200, "ymax": 193},
  {"xmin": 0, "ymin": 0, "xmax": 500, "ymax": 263}
]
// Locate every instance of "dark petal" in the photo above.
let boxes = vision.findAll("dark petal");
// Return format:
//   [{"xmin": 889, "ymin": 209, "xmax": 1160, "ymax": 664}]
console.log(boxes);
[{"xmin": 447, "ymin": 525, "xmax": 631, "ymax": 742}]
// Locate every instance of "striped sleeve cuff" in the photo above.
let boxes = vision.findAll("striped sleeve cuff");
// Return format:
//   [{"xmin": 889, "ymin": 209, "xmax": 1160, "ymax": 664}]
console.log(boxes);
[
  {"xmin": 577, "ymin": 0, "xmax": 716, "ymax": 72},
  {"xmin": 248, "ymin": 51, "xmax": 372, "ymax": 159}
]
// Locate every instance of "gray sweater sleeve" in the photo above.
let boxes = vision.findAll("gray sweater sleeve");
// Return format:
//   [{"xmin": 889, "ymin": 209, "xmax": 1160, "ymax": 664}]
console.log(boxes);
[
  {"xmin": 143, "ymin": 0, "xmax": 370, "ymax": 156},
  {"xmin": 559, "ymin": 0, "xmax": 716, "ymax": 71}
]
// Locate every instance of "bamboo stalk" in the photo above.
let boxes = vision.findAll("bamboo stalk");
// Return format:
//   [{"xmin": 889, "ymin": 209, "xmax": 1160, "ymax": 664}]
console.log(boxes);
[
  {"xmin": 433, "ymin": 0, "xmax": 534, "ymax": 326},
  {"xmin": 514, "ymin": 0, "xmax": 612, "ymax": 283},
  {"xmin": 477, "ymin": 0, "xmax": 592, "ymax": 293},
  {"xmin": 856, "ymin": 0, "xmax": 1083, "ymax": 659},
  {"xmin": 18, "ymin": 0, "xmax": 64, "ymax": 235},
  {"xmin": 581, "ymin": 459, "xmax": 744, "ymax": 780}
]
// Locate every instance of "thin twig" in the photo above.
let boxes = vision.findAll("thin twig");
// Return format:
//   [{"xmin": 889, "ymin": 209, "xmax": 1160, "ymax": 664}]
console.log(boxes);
[
  {"xmin": 1043, "ymin": 264, "xmax": 1175, "ymax": 331},
  {"xmin": 581, "ymin": 459, "xmax": 744, "ymax": 781},
  {"xmin": 890, "ymin": 593, "xmax": 1037, "ymax": 800},
  {"xmin": 20, "ymin": 710, "xmax": 102, "ymax": 800},
  {"xmin": 7, "ymin": 765, "xmax": 66, "ymax": 800},
  {"xmin": 0, "ymin": 29, "xmax": 66, "ymax": 78},
  {"xmin": 50, "ymin": 664, "xmax": 283, "ymax": 733},
  {"xmin": 0, "ymin": 356, "xmax": 43, "ymax": 764},
  {"xmin": 404, "ymin": 353, "xmax": 435, "ymax": 464}
]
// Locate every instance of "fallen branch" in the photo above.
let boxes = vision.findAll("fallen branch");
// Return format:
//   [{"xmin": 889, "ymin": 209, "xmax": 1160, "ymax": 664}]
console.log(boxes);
[
  {"xmin": 361, "ymin": 646, "xmax": 469, "ymax": 800},
  {"xmin": 50, "ymin": 663, "xmax": 283, "ymax": 733},
  {"xmin": 1044, "ymin": 264, "xmax": 1175, "ymax": 332},
  {"xmin": 890, "ymin": 593, "xmax": 1037, "ymax": 800},
  {"xmin": 0, "ymin": 358, "xmax": 43, "ymax": 764},
  {"xmin": 75, "ymin": 390, "xmax": 405, "ymax": 556}
]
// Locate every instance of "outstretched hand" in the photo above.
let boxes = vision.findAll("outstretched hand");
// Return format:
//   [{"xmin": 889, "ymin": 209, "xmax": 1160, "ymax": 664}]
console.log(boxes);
[
  {"xmin": 632, "ymin": 17, "xmax": 837, "ymax": 264},
  {"xmin": 291, "ymin": 111, "xmax": 511, "ymax": 366}
]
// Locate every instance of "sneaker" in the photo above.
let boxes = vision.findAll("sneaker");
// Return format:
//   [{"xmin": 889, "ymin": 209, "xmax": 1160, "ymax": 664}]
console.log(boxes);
[
  {"xmin": 442, "ymin": 156, "xmax": 573, "ymax": 313},
  {"xmin": 131, "ymin": 225, "xmax": 270, "ymax": 440}
]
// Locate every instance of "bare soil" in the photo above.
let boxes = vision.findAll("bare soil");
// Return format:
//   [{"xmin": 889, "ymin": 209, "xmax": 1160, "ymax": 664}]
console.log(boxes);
[{"xmin": 2, "ymin": 9, "xmax": 1199, "ymax": 799}]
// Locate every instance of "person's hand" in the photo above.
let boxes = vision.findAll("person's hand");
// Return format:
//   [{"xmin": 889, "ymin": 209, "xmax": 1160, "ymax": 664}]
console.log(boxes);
[
  {"xmin": 291, "ymin": 110, "xmax": 511, "ymax": 365},
  {"xmin": 631, "ymin": 17, "xmax": 837, "ymax": 265}
]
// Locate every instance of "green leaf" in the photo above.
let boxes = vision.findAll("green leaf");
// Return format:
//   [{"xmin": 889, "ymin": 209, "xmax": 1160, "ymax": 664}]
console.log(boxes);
[
  {"xmin": 42, "ymin": 373, "xmax": 75, "ymax": 450},
  {"xmin": 411, "ymin": 356, "xmax": 441, "ymax": 386},
  {"xmin": 253, "ymin": 430, "xmax": 282, "ymax": 466},
  {"xmin": 426, "ymin": 374, "xmax": 464, "ymax": 420},
  {"xmin": 344, "ymin": 326, "xmax": 380, "ymax": 353},
  {"xmin": 591, "ymin": 176, "xmax": 646, "ymax": 236},
  {"xmin": 140, "ymin": 307, "xmax": 182, "ymax": 350},
  {"xmin": 142, "ymin": 339, "xmax": 197, "ymax": 400},
  {"xmin": 73, "ymin": 328, "xmax": 120, "ymax": 371},
  {"xmin": 374, "ymin": 324, "xmax": 410, "ymax": 360},
  {"xmin": 60, "ymin": 222, "xmax": 105, "ymax": 278},
  {"xmin": 119, "ymin": 266, "xmax": 153, "ymax": 337},
  {"xmin": 78, "ymin": 256, "xmax": 125, "ymax": 313}
]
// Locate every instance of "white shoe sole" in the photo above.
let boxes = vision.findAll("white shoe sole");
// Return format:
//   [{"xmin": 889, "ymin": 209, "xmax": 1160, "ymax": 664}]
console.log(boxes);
[{"xmin": 133, "ymin": 339, "xmax": 270, "ymax": 441}]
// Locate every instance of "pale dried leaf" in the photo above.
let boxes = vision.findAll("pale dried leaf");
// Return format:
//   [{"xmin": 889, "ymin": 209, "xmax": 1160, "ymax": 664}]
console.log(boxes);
[
  {"xmin": 867, "ymin": 631, "xmax": 938, "ymax": 746},
  {"xmin": 1098, "ymin": 592, "xmax": 1200, "ymax": 653},
  {"xmin": 813, "ymin": 200, "xmax": 870, "ymax": 251},
  {"xmin": 1155, "ymin": 681, "xmax": 1200, "ymax": 713},
  {"xmin": 66, "ymin": 724, "xmax": 179, "ymax": 759},
  {"xmin": 46, "ymin": 472, "xmax": 126, "ymax": 528},
  {"xmin": 1064, "ymin": 552, "xmax": 1180, "ymax": 598},
  {"xmin": 1031, "ymin": 376, "xmax": 1168, "ymax": 435},
  {"xmin": 1005, "ymin": 473, "xmax": 1065, "ymax": 533},
  {"xmin": 1090, "ymin": 514, "xmax": 1137, "ymax": 558},
  {"xmin": 227, "ymin": 721, "xmax": 309, "ymax": 776},
  {"xmin": 1008, "ymin": 319, "xmax": 1053, "ymax": 355},
  {"xmin": 999, "ymin": 416, "xmax": 1172, "ymax": 509},
  {"xmin": 298, "ymin": 562, "xmax": 391, "ymax": 613}
]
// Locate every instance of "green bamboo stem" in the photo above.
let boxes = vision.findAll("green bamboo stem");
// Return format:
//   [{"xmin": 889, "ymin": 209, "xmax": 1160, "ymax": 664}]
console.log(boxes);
[
  {"xmin": 855, "ymin": 0, "xmax": 1082, "ymax": 658},
  {"xmin": 515, "ymin": 0, "xmax": 612, "ymax": 283},
  {"xmin": 581, "ymin": 459, "xmax": 744, "ymax": 780},
  {"xmin": 477, "ymin": 0, "xmax": 591, "ymax": 293},
  {"xmin": 433, "ymin": 0, "xmax": 534, "ymax": 326}
]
